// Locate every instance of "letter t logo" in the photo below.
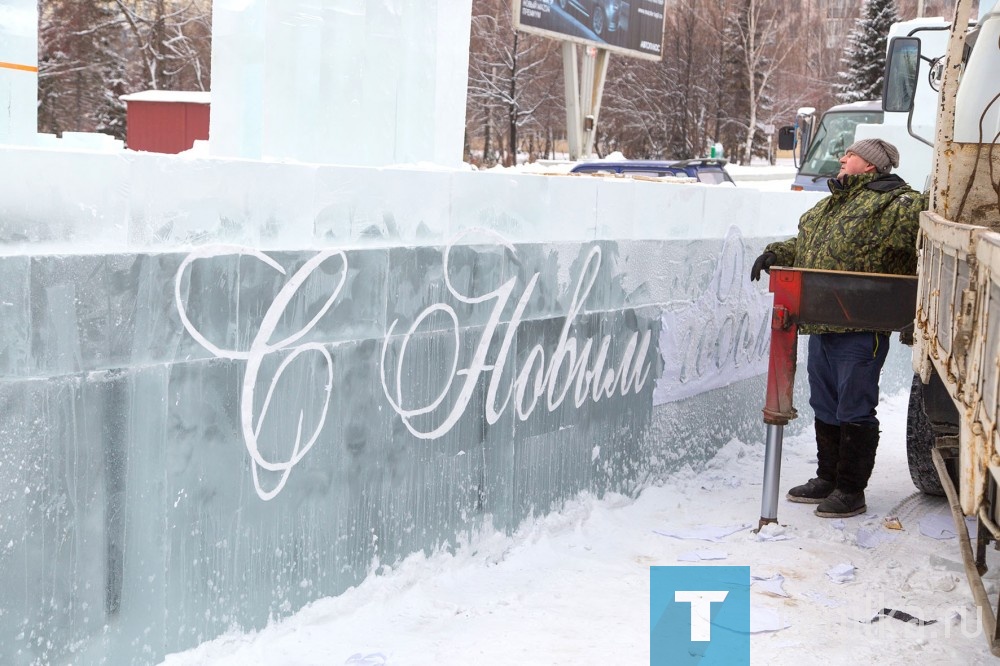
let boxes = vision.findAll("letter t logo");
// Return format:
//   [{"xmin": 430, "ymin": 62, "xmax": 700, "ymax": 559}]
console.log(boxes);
[{"xmin": 674, "ymin": 590, "xmax": 729, "ymax": 641}]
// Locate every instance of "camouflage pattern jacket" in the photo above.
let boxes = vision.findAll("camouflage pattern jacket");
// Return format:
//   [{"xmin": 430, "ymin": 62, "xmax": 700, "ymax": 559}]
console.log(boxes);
[{"xmin": 765, "ymin": 172, "xmax": 925, "ymax": 335}]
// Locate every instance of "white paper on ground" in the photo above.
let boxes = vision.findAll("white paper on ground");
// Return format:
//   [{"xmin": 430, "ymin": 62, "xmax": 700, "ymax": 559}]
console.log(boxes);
[
  {"xmin": 802, "ymin": 591, "xmax": 842, "ymax": 608},
  {"xmin": 826, "ymin": 563, "xmax": 856, "ymax": 583},
  {"xmin": 750, "ymin": 606, "xmax": 790, "ymax": 633},
  {"xmin": 676, "ymin": 549, "xmax": 729, "ymax": 562},
  {"xmin": 751, "ymin": 573, "xmax": 788, "ymax": 597},
  {"xmin": 653, "ymin": 524, "xmax": 752, "ymax": 542},
  {"xmin": 919, "ymin": 513, "xmax": 976, "ymax": 540}
]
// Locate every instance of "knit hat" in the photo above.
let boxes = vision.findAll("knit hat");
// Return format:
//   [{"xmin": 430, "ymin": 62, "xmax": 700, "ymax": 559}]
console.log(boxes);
[{"xmin": 845, "ymin": 138, "xmax": 900, "ymax": 174}]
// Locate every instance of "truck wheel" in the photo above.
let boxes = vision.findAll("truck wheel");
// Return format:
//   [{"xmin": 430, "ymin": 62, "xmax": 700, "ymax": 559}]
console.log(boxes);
[{"xmin": 906, "ymin": 374, "xmax": 946, "ymax": 496}]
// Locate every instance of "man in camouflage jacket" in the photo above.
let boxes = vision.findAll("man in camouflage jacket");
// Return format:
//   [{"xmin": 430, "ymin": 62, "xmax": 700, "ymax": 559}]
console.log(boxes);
[{"xmin": 749, "ymin": 138, "xmax": 925, "ymax": 519}]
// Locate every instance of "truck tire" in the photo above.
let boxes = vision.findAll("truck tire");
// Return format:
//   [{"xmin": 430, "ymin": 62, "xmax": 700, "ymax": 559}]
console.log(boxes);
[{"xmin": 906, "ymin": 374, "xmax": 946, "ymax": 496}]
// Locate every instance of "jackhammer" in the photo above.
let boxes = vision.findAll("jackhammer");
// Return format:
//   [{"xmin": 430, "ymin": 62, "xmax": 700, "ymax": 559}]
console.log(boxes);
[{"xmin": 758, "ymin": 267, "xmax": 918, "ymax": 530}]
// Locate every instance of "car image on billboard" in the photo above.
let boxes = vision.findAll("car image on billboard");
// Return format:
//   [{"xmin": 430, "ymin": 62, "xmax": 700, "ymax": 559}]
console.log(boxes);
[{"xmin": 514, "ymin": 0, "xmax": 665, "ymax": 61}]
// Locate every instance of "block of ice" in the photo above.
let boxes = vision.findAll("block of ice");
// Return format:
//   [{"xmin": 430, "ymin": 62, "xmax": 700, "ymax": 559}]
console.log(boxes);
[
  {"xmin": 0, "ymin": 0, "xmax": 38, "ymax": 145},
  {"xmin": 209, "ymin": 0, "xmax": 472, "ymax": 167}
]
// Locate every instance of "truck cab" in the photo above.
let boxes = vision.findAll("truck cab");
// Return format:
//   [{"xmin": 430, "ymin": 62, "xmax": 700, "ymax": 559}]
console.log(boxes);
[
  {"xmin": 784, "ymin": 18, "xmax": 951, "ymax": 194},
  {"xmin": 787, "ymin": 100, "xmax": 883, "ymax": 192}
]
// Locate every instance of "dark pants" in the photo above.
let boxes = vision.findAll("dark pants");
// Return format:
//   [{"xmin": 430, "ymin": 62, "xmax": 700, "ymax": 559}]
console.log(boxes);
[{"xmin": 807, "ymin": 332, "xmax": 889, "ymax": 426}]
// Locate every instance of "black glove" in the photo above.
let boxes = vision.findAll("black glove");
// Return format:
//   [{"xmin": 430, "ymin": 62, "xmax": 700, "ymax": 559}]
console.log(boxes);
[{"xmin": 750, "ymin": 251, "xmax": 777, "ymax": 282}]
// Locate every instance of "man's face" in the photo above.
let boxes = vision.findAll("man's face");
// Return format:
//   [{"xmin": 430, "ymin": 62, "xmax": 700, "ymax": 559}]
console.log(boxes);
[{"xmin": 838, "ymin": 150, "xmax": 877, "ymax": 179}]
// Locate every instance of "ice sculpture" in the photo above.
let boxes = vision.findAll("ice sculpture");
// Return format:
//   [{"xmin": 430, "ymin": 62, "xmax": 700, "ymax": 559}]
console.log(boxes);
[
  {"xmin": 0, "ymin": 0, "xmax": 873, "ymax": 663},
  {"xmin": 209, "ymin": 0, "xmax": 473, "ymax": 167},
  {"xmin": 0, "ymin": 0, "xmax": 37, "ymax": 145}
]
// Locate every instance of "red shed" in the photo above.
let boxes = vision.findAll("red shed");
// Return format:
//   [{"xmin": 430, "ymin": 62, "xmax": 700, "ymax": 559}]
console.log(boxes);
[{"xmin": 120, "ymin": 90, "xmax": 211, "ymax": 154}]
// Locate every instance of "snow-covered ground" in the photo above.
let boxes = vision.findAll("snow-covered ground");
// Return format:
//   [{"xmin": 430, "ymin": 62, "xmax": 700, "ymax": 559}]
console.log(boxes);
[{"xmin": 161, "ymin": 385, "xmax": 998, "ymax": 665}]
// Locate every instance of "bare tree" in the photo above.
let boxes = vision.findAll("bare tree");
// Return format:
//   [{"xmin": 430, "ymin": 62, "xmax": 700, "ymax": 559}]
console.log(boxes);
[
  {"xmin": 112, "ymin": 0, "xmax": 212, "ymax": 92},
  {"xmin": 726, "ymin": 0, "xmax": 794, "ymax": 165},
  {"xmin": 466, "ymin": 0, "xmax": 562, "ymax": 165},
  {"xmin": 38, "ymin": 1, "xmax": 129, "ymax": 137}
]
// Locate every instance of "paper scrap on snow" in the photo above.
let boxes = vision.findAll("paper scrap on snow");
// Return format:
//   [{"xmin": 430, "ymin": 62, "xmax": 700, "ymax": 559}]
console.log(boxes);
[
  {"xmin": 856, "ymin": 527, "xmax": 897, "ymax": 549},
  {"xmin": 826, "ymin": 563, "xmax": 856, "ymax": 583},
  {"xmin": 919, "ymin": 513, "xmax": 976, "ymax": 540},
  {"xmin": 654, "ymin": 524, "xmax": 752, "ymax": 542},
  {"xmin": 802, "ymin": 591, "xmax": 842, "ymax": 608},
  {"xmin": 676, "ymin": 549, "xmax": 729, "ymax": 562},
  {"xmin": 752, "ymin": 573, "xmax": 788, "ymax": 597},
  {"xmin": 750, "ymin": 606, "xmax": 790, "ymax": 633}
]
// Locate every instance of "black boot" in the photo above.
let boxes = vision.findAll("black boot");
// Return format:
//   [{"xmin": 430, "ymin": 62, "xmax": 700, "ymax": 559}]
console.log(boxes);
[
  {"xmin": 787, "ymin": 419, "xmax": 840, "ymax": 503},
  {"xmin": 816, "ymin": 422, "xmax": 879, "ymax": 518}
]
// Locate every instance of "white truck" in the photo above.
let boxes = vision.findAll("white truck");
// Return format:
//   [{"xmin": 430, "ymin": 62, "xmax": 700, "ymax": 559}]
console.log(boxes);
[
  {"xmin": 783, "ymin": 18, "xmax": 951, "ymax": 193},
  {"xmin": 888, "ymin": 0, "xmax": 1000, "ymax": 653}
]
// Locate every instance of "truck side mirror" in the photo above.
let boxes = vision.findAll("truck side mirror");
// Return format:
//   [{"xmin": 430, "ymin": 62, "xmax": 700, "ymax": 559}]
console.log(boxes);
[
  {"xmin": 883, "ymin": 37, "xmax": 921, "ymax": 113},
  {"xmin": 777, "ymin": 126, "xmax": 795, "ymax": 151}
]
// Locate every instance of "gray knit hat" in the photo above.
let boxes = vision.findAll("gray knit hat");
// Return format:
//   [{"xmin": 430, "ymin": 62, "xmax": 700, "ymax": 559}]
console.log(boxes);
[{"xmin": 845, "ymin": 138, "xmax": 900, "ymax": 174}]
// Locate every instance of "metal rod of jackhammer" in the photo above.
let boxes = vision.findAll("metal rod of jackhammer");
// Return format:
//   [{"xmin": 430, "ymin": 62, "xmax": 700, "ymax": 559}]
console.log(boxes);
[{"xmin": 760, "ymin": 423, "xmax": 784, "ymax": 527}]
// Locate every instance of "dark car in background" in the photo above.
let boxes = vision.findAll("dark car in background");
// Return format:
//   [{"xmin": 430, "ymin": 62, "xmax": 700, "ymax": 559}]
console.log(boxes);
[{"xmin": 569, "ymin": 158, "xmax": 736, "ymax": 185}]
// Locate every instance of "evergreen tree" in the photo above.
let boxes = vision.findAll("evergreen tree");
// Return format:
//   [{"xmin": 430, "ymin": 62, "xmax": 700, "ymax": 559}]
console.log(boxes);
[{"xmin": 836, "ymin": 0, "xmax": 900, "ymax": 103}]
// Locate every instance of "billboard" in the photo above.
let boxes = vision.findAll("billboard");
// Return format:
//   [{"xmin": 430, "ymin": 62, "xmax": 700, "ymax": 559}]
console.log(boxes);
[{"xmin": 513, "ymin": 0, "xmax": 666, "ymax": 61}]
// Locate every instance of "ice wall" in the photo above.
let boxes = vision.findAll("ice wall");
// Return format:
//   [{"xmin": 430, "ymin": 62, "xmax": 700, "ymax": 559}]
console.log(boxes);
[
  {"xmin": 0, "ymin": 238, "xmax": 748, "ymax": 664},
  {"xmin": 209, "ymin": 0, "xmax": 472, "ymax": 167},
  {"xmin": 0, "ymin": 146, "xmax": 821, "ymax": 250},
  {"xmin": 2, "ymin": 144, "xmax": 918, "ymax": 664},
  {"xmin": 0, "ymin": 0, "xmax": 37, "ymax": 145}
]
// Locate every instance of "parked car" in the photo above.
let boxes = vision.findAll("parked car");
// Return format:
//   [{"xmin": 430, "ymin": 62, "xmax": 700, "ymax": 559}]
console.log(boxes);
[{"xmin": 569, "ymin": 158, "xmax": 736, "ymax": 185}]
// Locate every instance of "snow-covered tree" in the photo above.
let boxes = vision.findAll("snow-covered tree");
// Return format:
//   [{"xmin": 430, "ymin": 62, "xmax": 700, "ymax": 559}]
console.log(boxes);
[
  {"xmin": 836, "ymin": 0, "xmax": 900, "ymax": 103},
  {"xmin": 721, "ymin": 0, "xmax": 791, "ymax": 165},
  {"xmin": 37, "ymin": 0, "xmax": 211, "ymax": 139},
  {"xmin": 38, "ymin": 2, "xmax": 130, "ymax": 138},
  {"xmin": 466, "ymin": 0, "xmax": 561, "ymax": 165}
]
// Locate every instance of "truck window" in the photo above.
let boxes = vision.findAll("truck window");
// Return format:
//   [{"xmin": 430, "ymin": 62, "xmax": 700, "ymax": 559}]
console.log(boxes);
[{"xmin": 798, "ymin": 110, "xmax": 884, "ymax": 178}]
